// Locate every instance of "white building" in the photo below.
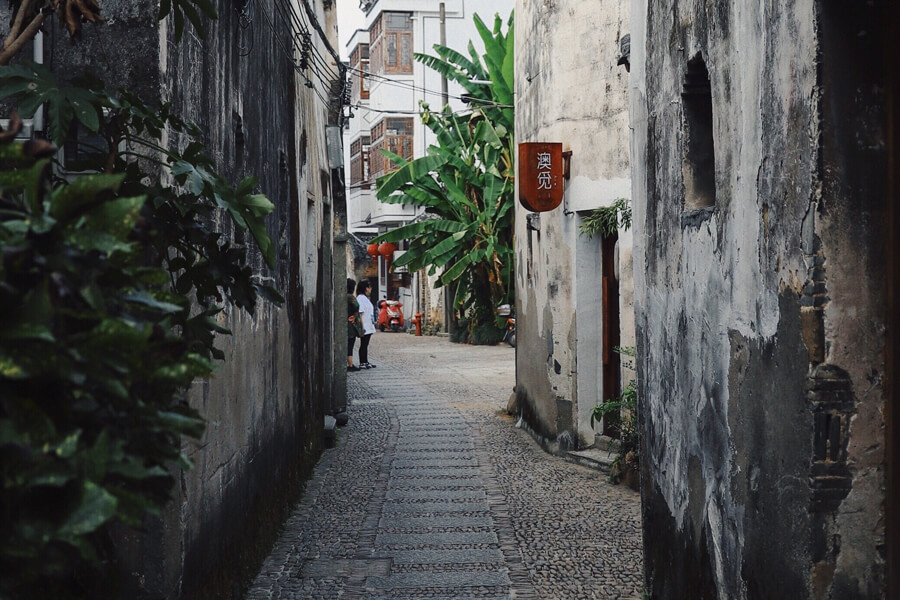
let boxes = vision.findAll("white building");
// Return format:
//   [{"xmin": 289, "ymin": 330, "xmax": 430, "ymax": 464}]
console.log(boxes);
[
  {"xmin": 343, "ymin": 0, "xmax": 513, "ymax": 324},
  {"xmin": 513, "ymin": 0, "xmax": 634, "ymax": 450}
]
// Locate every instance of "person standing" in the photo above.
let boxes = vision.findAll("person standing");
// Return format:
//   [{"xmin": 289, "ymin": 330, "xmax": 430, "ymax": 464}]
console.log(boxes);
[
  {"xmin": 355, "ymin": 279, "xmax": 377, "ymax": 369},
  {"xmin": 347, "ymin": 278, "xmax": 363, "ymax": 372}
]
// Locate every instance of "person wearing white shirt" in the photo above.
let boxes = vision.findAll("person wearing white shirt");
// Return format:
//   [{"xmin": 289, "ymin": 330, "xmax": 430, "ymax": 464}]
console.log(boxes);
[{"xmin": 355, "ymin": 279, "xmax": 377, "ymax": 369}]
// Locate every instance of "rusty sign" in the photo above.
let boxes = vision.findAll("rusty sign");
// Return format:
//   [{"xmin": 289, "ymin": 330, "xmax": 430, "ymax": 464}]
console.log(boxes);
[{"xmin": 518, "ymin": 142, "xmax": 564, "ymax": 212}]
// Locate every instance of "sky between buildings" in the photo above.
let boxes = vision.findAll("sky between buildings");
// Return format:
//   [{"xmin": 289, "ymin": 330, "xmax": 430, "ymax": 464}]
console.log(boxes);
[{"xmin": 336, "ymin": 0, "xmax": 365, "ymax": 60}]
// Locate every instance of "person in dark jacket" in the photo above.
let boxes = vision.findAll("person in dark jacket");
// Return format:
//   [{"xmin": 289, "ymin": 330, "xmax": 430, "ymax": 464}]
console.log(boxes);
[
  {"xmin": 355, "ymin": 279, "xmax": 377, "ymax": 369},
  {"xmin": 347, "ymin": 278, "xmax": 362, "ymax": 371}
]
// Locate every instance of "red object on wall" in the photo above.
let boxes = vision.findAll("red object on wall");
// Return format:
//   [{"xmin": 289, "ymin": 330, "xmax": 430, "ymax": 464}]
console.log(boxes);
[
  {"xmin": 518, "ymin": 142, "xmax": 564, "ymax": 212},
  {"xmin": 377, "ymin": 242, "xmax": 397, "ymax": 257},
  {"xmin": 367, "ymin": 243, "xmax": 379, "ymax": 263}
]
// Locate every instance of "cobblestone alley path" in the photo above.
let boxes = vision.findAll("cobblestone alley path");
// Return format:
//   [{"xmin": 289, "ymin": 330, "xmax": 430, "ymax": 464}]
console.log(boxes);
[{"xmin": 247, "ymin": 333, "xmax": 643, "ymax": 599}]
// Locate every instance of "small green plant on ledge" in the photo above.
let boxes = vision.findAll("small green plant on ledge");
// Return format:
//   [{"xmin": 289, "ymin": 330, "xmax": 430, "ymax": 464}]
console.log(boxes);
[
  {"xmin": 579, "ymin": 198, "xmax": 632, "ymax": 238},
  {"xmin": 591, "ymin": 346, "xmax": 639, "ymax": 485}
]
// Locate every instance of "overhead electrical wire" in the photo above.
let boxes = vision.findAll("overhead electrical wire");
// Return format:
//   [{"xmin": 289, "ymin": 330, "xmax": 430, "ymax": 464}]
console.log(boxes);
[
  {"xmin": 272, "ymin": 0, "xmax": 340, "ymax": 83},
  {"xmin": 264, "ymin": 0, "xmax": 512, "ymax": 117},
  {"xmin": 254, "ymin": 0, "xmax": 343, "ymax": 109},
  {"xmin": 349, "ymin": 102, "xmax": 506, "ymax": 117},
  {"xmin": 274, "ymin": 0, "xmax": 344, "ymax": 74},
  {"xmin": 344, "ymin": 63, "xmax": 463, "ymax": 101},
  {"xmin": 284, "ymin": 1, "xmax": 343, "ymax": 78},
  {"xmin": 258, "ymin": 0, "xmax": 514, "ymax": 118},
  {"xmin": 269, "ymin": 0, "xmax": 333, "ymax": 86},
  {"xmin": 272, "ymin": 0, "xmax": 343, "ymax": 88},
  {"xmin": 342, "ymin": 63, "xmax": 513, "ymax": 110}
]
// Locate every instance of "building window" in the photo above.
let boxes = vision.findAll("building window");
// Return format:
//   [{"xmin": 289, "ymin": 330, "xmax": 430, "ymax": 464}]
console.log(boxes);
[
  {"xmin": 350, "ymin": 43, "xmax": 369, "ymax": 102},
  {"xmin": 681, "ymin": 54, "xmax": 716, "ymax": 211},
  {"xmin": 369, "ymin": 12, "xmax": 412, "ymax": 76},
  {"xmin": 369, "ymin": 118, "xmax": 413, "ymax": 178},
  {"xmin": 64, "ymin": 119, "xmax": 108, "ymax": 172},
  {"xmin": 350, "ymin": 136, "xmax": 371, "ymax": 189}
]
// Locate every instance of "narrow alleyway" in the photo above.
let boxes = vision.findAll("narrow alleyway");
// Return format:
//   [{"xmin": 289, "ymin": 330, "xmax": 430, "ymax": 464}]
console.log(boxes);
[{"xmin": 246, "ymin": 333, "xmax": 643, "ymax": 599}]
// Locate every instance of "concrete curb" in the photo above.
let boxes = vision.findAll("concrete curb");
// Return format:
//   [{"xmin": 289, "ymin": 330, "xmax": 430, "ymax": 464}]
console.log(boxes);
[{"xmin": 564, "ymin": 448, "xmax": 616, "ymax": 473}]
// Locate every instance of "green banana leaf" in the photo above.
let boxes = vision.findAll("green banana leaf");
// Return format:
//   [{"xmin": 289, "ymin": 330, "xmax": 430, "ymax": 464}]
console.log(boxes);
[{"xmin": 372, "ymin": 11, "xmax": 516, "ymax": 327}]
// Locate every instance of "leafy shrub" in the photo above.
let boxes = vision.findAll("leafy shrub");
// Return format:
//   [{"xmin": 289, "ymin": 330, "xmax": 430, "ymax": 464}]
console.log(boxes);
[
  {"xmin": 0, "ymin": 65, "xmax": 279, "ymax": 598},
  {"xmin": 471, "ymin": 323, "xmax": 504, "ymax": 346},
  {"xmin": 450, "ymin": 318, "xmax": 470, "ymax": 344},
  {"xmin": 579, "ymin": 198, "xmax": 632, "ymax": 238},
  {"xmin": 591, "ymin": 347, "xmax": 639, "ymax": 485}
]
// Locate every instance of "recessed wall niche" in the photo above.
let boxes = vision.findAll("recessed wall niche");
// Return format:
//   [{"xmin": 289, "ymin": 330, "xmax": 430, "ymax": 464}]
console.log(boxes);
[{"xmin": 681, "ymin": 54, "xmax": 716, "ymax": 211}]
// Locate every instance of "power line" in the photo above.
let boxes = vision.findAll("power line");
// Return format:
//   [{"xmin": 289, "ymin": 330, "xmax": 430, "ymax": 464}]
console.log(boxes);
[
  {"xmin": 272, "ymin": 0, "xmax": 341, "ymax": 84},
  {"xmin": 350, "ymin": 102, "xmax": 505, "ymax": 117},
  {"xmin": 267, "ymin": 0, "xmax": 337, "ymax": 87},
  {"xmin": 343, "ymin": 63, "xmax": 512, "ymax": 110},
  {"xmin": 254, "ymin": 0, "xmax": 341, "ymax": 108},
  {"xmin": 344, "ymin": 63, "xmax": 467, "ymax": 102},
  {"xmin": 352, "ymin": 105, "xmax": 424, "ymax": 115},
  {"xmin": 298, "ymin": 0, "xmax": 343, "ymax": 66}
]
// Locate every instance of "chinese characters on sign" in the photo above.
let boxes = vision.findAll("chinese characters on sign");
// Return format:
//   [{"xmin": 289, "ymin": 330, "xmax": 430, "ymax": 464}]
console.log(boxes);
[
  {"xmin": 518, "ymin": 142, "xmax": 564, "ymax": 212},
  {"xmin": 537, "ymin": 152, "xmax": 553, "ymax": 191}
]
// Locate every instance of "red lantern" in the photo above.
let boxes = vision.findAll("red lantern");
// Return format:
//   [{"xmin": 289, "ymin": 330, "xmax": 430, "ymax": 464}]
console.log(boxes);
[
  {"xmin": 377, "ymin": 242, "xmax": 397, "ymax": 258},
  {"xmin": 366, "ymin": 243, "xmax": 379, "ymax": 263}
]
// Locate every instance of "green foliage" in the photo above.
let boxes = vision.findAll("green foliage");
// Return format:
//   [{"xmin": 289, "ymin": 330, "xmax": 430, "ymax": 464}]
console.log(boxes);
[
  {"xmin": 579, "ymin": 198, "xmax": 632, "ymax": 238},
  {"xmin": 373, "ymin": 12, "xmax": 515, "ymax": 330},
  {"xmin": 591, "ymin": 347, "xmax": 639, "ymax": 485},
  {"xmin": 0, "ymin": 63, "xmax": 103, "ymax": 145},
  {"xmin": 159, "ymin": 0, "xmax": 219, "ymax": 41},
  {"xmin": 0, "ymin": 58, "xmax": 278, "ymax": 600},
  {"xmin": 450, "ymin": 318, "xmax": 471, "ymax": 344},
  {"xmin": 471, "ymin": 322, "xmax": 504, "ymax": 346}
]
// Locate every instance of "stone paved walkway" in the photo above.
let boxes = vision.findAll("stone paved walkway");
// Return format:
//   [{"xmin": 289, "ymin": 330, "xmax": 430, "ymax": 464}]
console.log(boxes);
[{"xmin": 246, "ymin": 333, "xmax": 643, "ymax": 599}]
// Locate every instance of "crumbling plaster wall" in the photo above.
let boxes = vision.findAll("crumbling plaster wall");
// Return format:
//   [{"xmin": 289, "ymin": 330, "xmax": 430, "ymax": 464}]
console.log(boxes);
[
  {"xmin": 163, "ymin": 2, "xmax": 338, "ymax": 598},
  {"xmin": 514, "ymin": 0, "xmax": 631, "ymax": 445},
  {"xmin": 630, "ymin": 0, "xmax": 886, "ymax": 598},
  {"xmin": 3, "ymin": 1, "xmax": 338, "ymax": 597}
]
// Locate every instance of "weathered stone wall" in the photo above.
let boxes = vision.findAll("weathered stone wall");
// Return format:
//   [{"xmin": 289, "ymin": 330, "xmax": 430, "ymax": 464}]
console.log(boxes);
[
  {"xmin": 163, "ymin": 2, "xmax": 339, "ymax": 598},
  {"xmin": 9, "ymin": 1, "xmax": 340, "ymax": 597},
  {"xmin": 630, "ymin": 0, "xmax": 887, "ymax": 597},
  {"xmin": 514, "ymin": 0, "xmax": 632, "ymax": 447}
]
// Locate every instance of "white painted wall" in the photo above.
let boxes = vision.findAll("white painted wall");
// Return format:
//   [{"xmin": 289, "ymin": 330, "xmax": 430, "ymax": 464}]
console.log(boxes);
[{"xmin": 514, "ymin": 0, "xmax": 632, "ymax": 446}]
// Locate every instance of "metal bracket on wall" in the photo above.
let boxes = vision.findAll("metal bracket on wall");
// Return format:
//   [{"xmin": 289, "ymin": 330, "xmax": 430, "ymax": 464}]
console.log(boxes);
[{"xmin": 526, "ymin": 213, "xmax": 541, "ymax": 231}]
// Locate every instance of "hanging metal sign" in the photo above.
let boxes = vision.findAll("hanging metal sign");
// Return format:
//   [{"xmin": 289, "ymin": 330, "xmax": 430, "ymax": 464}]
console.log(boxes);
[{"xmin": 518, "ymin": 142, "xmax": 563, "ymax": 212}]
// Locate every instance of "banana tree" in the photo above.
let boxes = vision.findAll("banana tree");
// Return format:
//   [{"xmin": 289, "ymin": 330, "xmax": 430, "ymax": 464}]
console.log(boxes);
[{"xmin": 372, "ymin": 11, "xmax": 515, "ymax": 328}]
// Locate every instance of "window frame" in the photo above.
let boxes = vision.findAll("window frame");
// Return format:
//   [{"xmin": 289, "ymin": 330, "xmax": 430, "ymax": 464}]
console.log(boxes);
[
  {"xmin": 368, "ymin": 12, "xmax": 412, "ymax": 76},
  {"xmin": 369, "ymin": 117, "xmax": 414, "ymax": 178}
]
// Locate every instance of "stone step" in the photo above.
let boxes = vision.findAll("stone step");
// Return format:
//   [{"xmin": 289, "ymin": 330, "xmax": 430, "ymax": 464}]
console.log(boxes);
[
  {"xmin": 375, "ymin": 531, "xmax": 499, "ymax": 547},
  {"xmin": 564, "ymin": 448, "xmax": 615, "ymax": 473},
  {"xmin": 378, "ymin": 515, "xmax": 494, "ymax": 529},
  {"xmin": 385, "ymin": 489, "xmax": 487, "ymax": 501},
  {"xmin": 365, "ymin": 570, "xmax": 511, "ymax": 590},
  {"xmin": 378, "ymin": 548, "xmax": 504, "ymax": 565},
  {"xmin": 382, "ymin": 500, "xmax": 490, "ymax": 514}
]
